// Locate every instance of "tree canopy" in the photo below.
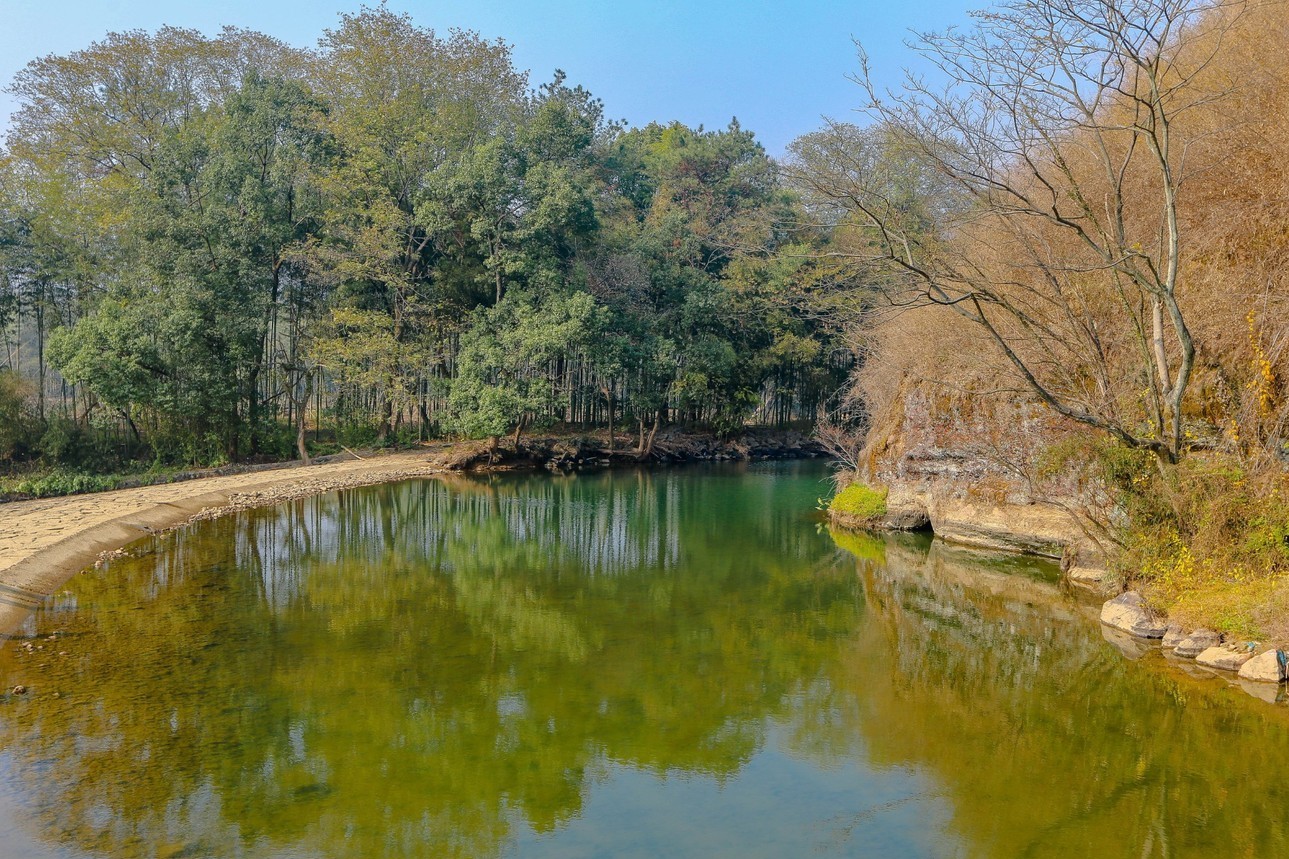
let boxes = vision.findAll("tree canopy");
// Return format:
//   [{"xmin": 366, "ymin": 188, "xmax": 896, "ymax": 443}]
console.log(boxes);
[{"xmin": 0, "ymin": 6, "xmax": 846, "ymax": 469}]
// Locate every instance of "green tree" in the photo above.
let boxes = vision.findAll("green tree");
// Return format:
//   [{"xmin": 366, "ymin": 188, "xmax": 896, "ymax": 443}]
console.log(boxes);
[
  {"xmin": 449, "ymin": 291, "xmax": 604, "ymax": 451},
  {"xmin": 306, "ymin": 6, "xmax": 527, "ymax": 438}
]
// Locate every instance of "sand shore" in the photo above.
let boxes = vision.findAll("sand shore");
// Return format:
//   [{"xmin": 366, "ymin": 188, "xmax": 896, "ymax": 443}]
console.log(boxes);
[{"xmin": 0, "ymin": 449, "xmax": 455, "ymax": 635}]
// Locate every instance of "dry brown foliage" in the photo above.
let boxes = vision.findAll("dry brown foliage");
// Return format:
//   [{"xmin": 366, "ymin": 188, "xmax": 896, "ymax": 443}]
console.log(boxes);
[{"xmin": 855, "ymin": 0, "xmax": 1289, "ymax": 473}]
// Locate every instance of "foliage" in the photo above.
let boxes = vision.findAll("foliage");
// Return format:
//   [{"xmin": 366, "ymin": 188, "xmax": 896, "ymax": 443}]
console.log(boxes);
[
  {"xmin": 448, "ymin": 291, "xmax": 603, "ymax": 441},
  {"xmin": 1075, "ymin": 440, "xmax": 1289, "ymax": 638},
  {"xmin": 0, "ymin": 370, "xmax": 37, "ymax": 464},
  {"xmin": 789, "ymin": 0, "xmax": 1274, "ymax": 466},
  {"xmin": 0, "ymin": 8, "xmax": 846, "ymax": 471},
  {"xmin": 7, "ymin": 469, "xmax": 121, "ymax": 498}
]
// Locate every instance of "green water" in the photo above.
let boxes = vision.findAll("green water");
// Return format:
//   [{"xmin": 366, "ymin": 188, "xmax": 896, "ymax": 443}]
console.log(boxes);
[{"xmin": 2, "ymin": 461, "xmax": 1288, "ymax": 858}]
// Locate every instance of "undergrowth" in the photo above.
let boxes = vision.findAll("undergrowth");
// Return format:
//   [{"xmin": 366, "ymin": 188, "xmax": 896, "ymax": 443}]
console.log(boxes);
[
  {"xmin": 1053, "ymin": 435, "xmax": 1289, "ymax": 640},
  {"xmin": 1, "ymin": 469, "xmax": 125, "ymax": 499}
]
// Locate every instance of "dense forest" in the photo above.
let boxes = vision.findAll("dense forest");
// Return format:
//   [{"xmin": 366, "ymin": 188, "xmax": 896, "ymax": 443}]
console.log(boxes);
[{"xmin": 0, "ymin": 6, "xmax": 851, "ymax": 474}]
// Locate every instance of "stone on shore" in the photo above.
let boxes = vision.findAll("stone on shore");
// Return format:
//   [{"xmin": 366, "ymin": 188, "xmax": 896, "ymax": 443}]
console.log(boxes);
[
  {"xmin": 1173, "ymin": 629, "xmax": 1221, "ymax": 659},
  {"xmin": 1100, "ymin": 592, "xmax": 1168, "ymax": 639},
  {"xmin": 1162, "ymin": 625, "xmax": 1186, "ymax": 649},
  {"xmin": 1195, "ymin": 646, "xmax": 1252, "ymax": 672},
  {"xmin": 1238, "ymin": 650, "xmax": 1285, "ymax": 683}
]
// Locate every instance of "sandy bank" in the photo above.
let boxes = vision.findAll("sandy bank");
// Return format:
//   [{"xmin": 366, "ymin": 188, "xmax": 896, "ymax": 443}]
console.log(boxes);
[{"xmin": 0, "ymin": 449, "xmax": 455, "ymax": 635}]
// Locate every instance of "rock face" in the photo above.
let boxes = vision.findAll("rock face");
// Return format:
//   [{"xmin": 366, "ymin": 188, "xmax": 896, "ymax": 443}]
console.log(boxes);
[
  {"xmin": 1100, "ymin": 592, "xmax": 1168, "ymax": 639},
  {"xmin": 1238, "ymin": 650, "xmax": 1286, "ymax": 683},
  {"xmin": 858, "ymin": 383, "xmax": 1109, "ymax": 577},
  {"xmin": 1195, "ymin": 646, "xmax": 1253, "ymax": 671},
  {"xmin": 1173, "ymin": 629, "xmax": 1221, "ymax": 659},
  {"xmin": 880, "ymin": 493, "xmax": 932, "ymax": 531},
  {"xmin": 882, "ymin": 485, "xmax": 1074, "ymax": 558}
]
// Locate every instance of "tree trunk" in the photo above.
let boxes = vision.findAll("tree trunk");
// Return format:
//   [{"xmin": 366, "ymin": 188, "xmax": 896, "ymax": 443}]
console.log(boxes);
[
  {"xmin": 377, "ymin": 398, "xmax": 393, "ymax": 441},
  {"xmin": 295, "ymin": 368, "xmax": 314, "ymax": 464},
  {"xmin": 119, "ymin": 408, "xmax": 142, "ymax": 446},
  {"xmin": 637, "ymin": 413, "xmax": 661, "ymax": 459},
  {"xmin": 513, "ymin": 414, "xmax": 526, "ymax": 450},
  {"xmin": 606, "ymin": 387, "xmax": 615, "ymax": 453}
]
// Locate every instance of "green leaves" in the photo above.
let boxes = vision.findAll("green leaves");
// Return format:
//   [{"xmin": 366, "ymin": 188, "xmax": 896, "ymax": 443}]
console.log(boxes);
[
  {"xmin": 448, "ymin": 291, "xmax": 605, "ymax": 440},
  {"xmin": 2, "ymin": 11, "xmax": 848, "ymax": 466}
]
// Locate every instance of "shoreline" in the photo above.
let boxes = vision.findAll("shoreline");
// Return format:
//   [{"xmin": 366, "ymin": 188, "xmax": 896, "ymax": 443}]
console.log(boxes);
[
  {"xmin": 0, "ymin": 430, "xmax": 825, "ymax": 636},
  {"xmin": 0, "ymin": 448, "xmax": 458, "ymax": 636},
  {"xmin": 827, "ymin": 504, "xmax": 1289, "ymax": 705}
]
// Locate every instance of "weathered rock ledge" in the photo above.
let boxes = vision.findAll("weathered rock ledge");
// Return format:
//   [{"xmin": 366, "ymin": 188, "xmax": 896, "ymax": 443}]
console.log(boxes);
[
  {"xmin": 854, "ymin": 383, "xmax": 1114, "ymax": 586},
  {"xmin": 831, "ymin": 479, "xmax": 1287, "ymax": 704},
  {"xmin": 847, "ymin": 382, "xmax": 1284, "ymax": 703},
  {"xmin": 855, "ymin": 482, "xmax": 1112, "ymax": 590}
]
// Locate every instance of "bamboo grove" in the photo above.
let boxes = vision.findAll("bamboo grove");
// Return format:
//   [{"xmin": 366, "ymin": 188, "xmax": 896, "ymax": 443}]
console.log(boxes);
[{"xmin": 0, "ymin": 7, "xmax": 850, "ymax": 469}]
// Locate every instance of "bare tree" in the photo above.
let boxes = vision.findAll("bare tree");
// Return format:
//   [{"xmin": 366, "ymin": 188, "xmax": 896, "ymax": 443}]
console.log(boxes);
[{"xmin": 791, "ymin": 0, "xmax": 1245, "ymax": 464}]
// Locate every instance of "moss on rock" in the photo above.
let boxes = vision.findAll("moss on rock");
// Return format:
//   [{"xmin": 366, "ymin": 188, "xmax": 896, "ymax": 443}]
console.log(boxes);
[{"xmin": 829, "ymin": 482, "xmax": 888, "ymax": 522}]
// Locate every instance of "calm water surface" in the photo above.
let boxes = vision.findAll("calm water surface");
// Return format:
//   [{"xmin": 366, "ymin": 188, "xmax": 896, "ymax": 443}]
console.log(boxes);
[{"xmin": 2, "ymin": 461, "xmax": 1288, "ymax": 858}]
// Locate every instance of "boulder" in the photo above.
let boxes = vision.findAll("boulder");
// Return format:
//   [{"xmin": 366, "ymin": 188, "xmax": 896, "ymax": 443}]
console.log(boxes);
[
  {"xmin": 1173, "ymin": 629, "xmax": 1221, "ymax": 659},
  {"xmin": 1237, "ymin": 649, "xmax": 1286, "ymax": 684},
  {"xmin": 1100, "ymin": 592, "xmax": 1168, "ymax": 639},
  {"xmin": 1195, "ymin": 646, "xmax": 1252, "ymax": 672},
  {"xmin": 1162, "ymin": 625, "xmax": 1187, "ymax": 649}
]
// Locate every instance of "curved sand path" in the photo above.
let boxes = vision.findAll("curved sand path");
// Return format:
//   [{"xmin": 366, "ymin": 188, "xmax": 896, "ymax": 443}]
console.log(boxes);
[{"xmin": 0, "ymin": 449, "xmax": 454, "ymax": 635}]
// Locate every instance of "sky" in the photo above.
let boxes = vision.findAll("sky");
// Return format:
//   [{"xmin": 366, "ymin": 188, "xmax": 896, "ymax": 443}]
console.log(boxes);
[{"xmin": 0, "ymin": 0, "xmax": 978, "ymax": 156}]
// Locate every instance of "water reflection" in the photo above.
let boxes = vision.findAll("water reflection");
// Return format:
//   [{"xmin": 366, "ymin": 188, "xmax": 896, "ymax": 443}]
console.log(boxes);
[
  {"xmin": 0, "ymin": 463, "xmax": 1287, "ymax": 858},
  {"xmin": 834, "ymin": 529, "xmax": 1289, "ymax": 859}
]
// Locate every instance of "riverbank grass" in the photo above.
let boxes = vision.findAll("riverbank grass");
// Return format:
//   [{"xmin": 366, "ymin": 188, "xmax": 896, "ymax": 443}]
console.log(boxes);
[
  {"xmin": 1113, "ymin": 453, "xmax": 1289, "ymax": 641},
  {"xmin": 829, "ymin": 482, "xmax": 888, "ymax": 523}
]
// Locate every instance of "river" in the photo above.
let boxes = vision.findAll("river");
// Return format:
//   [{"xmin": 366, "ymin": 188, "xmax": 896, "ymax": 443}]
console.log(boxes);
[{"xmin": 0, "ymin": 461, "xmax": 1285, "ymax": 858}]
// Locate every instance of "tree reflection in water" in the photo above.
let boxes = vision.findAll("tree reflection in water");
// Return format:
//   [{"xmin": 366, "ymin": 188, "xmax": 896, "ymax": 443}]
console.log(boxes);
[{"xmin": 1, "ymin": 463, "xmax": 1287, "ymax": 858}]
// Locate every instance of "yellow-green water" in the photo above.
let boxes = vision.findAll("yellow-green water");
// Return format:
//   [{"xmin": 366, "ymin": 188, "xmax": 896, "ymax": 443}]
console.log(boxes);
[{"xmin": 1, "ymin": 461, "xmax": 1287, "ymax": 858}]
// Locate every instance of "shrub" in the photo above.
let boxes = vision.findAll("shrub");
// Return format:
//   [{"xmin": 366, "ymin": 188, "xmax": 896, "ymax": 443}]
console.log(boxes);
[
  {"xmin": 1105, "ymin": 448, "xmax": 1289, "ymax": 638},
  {"xmin": 12, "ymin": 469, "xmax": 119, "ymax": 498},
  {"xmin": 38, "ymin": 417, "xmax": 85, "ymax": 465},
  {"xmin": 829, "ymin": 482, "xmax": 888, "ymax": 522}
]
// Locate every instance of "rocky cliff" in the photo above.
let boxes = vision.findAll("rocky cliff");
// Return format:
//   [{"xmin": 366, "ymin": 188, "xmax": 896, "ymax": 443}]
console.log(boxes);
[{"xmin": 855, "ymin": 382, "xmax": 1111, "ymax": 586}]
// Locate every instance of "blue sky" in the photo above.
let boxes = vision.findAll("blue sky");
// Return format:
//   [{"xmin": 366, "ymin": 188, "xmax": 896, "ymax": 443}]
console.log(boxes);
[{"xmin": 0, "ymin": 0, "xmax": 977, "ymax": 155}]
